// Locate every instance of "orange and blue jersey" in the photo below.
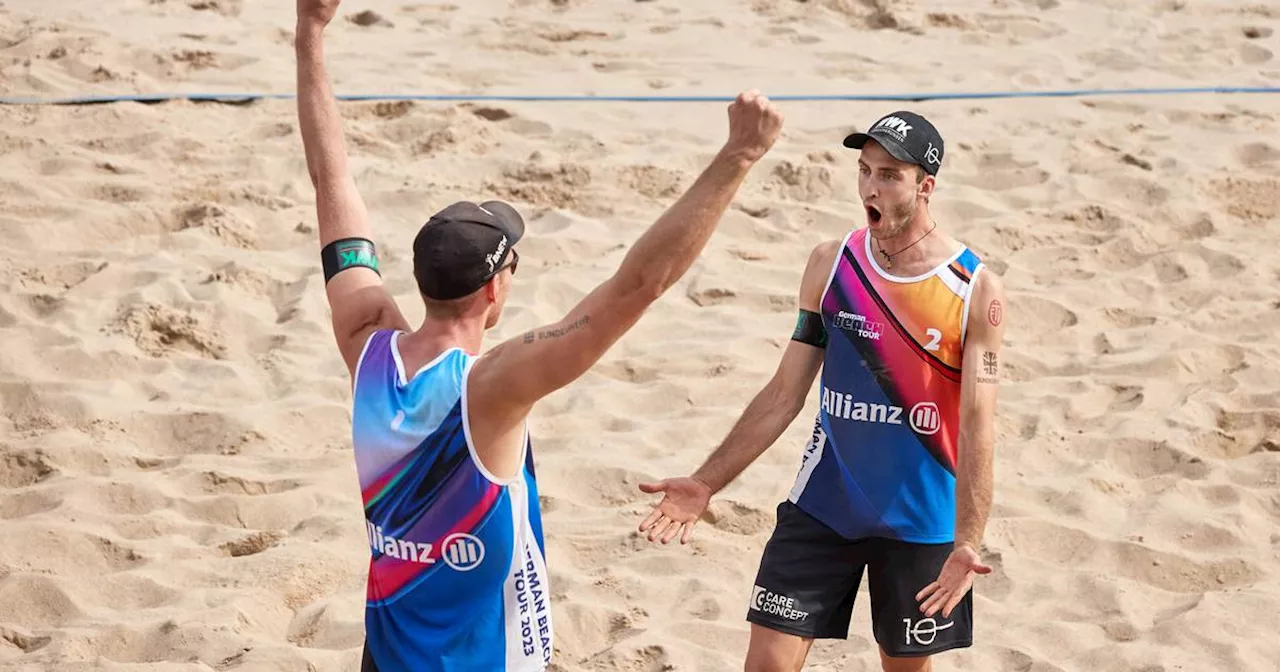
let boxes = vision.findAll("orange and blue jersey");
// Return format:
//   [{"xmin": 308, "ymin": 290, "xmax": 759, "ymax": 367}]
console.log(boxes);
[
  {"xmin": 352, "ymin": 330, "xmax": 552, "ymax": 671},
  {"xmin": 787, "ymin": 228, "xmax": 985, "ymax": 544}
]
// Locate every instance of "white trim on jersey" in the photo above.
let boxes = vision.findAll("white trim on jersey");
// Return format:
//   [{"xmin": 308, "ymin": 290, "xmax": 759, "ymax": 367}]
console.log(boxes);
[
  {"xmin": 389, "ymin": 331, "xmax": 409, "ymax": 387},
  {"xmin": 501, "ymin": 492, "xmax": 554, "ymax": 672},
  {"xmin": 961, "ymin": 263, "xmax": 986, "ymax": 346},
  {"xmin": 863, "ymin": 230, "xmax": 966, "ymax": 284},
  {"xmin": 388, "ymin": 331, "xmax": 464, "ymax": 387},
  {"xmin": 503, "ymin": 479, "xmax": 528, "ymax": 668},
  {"xmin": 460, "ymin": 356, "xmax": 528, "ymax": 488},
  {"xmin": 787, "ymin": 417, "xmax": 828, "ymax": 505},
  {"xmin": 937, "ymin": 263, "xmax": 968, "ymax": 300}
]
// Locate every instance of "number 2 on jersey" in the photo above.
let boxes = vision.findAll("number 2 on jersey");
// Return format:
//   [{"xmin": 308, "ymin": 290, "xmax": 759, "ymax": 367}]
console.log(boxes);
[{"xmin": 923, "ymin": 328, "xmax": 942, "ymax": 352}]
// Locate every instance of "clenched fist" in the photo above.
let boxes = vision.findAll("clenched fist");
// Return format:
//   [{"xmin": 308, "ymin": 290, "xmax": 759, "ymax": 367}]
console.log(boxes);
[
  {"xmin": 722, "ymin": 89, "xmax": 784, "ymax": 164},
  {"xmin": 297, "ymin": 0, "xmax": 342, "ymax": 27}
]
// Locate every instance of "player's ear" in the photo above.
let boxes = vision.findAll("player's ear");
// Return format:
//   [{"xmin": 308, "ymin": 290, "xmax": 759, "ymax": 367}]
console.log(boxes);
[{"xmin": 917, "ymin": 169, "xmax": 935, "ymax": 199}]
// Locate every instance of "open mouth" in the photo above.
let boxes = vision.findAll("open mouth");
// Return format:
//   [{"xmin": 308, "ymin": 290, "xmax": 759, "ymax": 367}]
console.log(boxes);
[{"xmin": 866, "ymin": 205, "xmax": 882, "ymax": 224}]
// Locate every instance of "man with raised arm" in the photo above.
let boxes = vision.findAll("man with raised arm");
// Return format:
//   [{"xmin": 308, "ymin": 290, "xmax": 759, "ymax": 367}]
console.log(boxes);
[
  {"xmin": 638, "ymin": 111, "xmax": 1007, "ymax": 672},
  {"xmin": 293, "ymin": 1, "xmax": 783, "ymax": 670}
]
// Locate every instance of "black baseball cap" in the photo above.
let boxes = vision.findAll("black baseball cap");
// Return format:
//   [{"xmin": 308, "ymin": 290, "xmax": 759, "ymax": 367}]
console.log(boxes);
[
  {"xmin": 412, "ymin": 200, "xmax": 525, "ymax": 300},
  {"xmin": 843, "ymin": 111, "xmax": 945, "ymax": 176}
]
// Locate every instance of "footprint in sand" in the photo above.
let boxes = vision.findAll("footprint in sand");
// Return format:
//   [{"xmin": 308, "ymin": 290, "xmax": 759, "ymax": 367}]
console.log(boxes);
[
  {"xmin": 120, "ymin": 410, "xmax": 254, "ymax": 458},
  {"xmin": 287, "ymin": 601, "xmax": 364, "ymax": 650},
  {"xmin": 109, "ymin": 302, "xmax": 228, "ymax": 360},
  {"xmin": 1107, "ymin": 439, "xmax": 1210, "ymax": 480},
  {"xmin": 185, "ymin": 0, "xmax": 243, "ymax": 17},
  {"xmin": 191, "ymin": 471, "xmax": 303, "ymax": 497},
  {"xmin": 0, "ymin": 575, "xmax": 83, "ymax": 628},
  {"xmin": 90, "ymin": 574, "xmax": 181, "ymax": 612},
  {"xmin": 1101, "ymin": 307, "xmax": 1157, "ymax": 329},
  {"xmin": 768, "ymin": 160, "xmax": 836, "ymax": 202},
  {"xmin": 953, "ymin": 152, "xmax": 1050, "ymax": 191},
  {"xmin": 220, "ymin": 530, "xmax": 284, "ymax": 557},
  {"xmin": 1014, "ymin": 296, "xmax": 1078, "ymax": 328},
  {"xmin": 173, "ymin": 202, "xmax": 257, "ymax": 250},
  {"xmin": 0, "ymin": 490, "xmax": 62, "ymax": 520},
  {"xmin": 1208, "ymin": 176, "xmax": 1280, "ymax": 224},
  {"xmin": 701, "ymin": 501, "xmax": 773, "ymax": 536},
  {"xmin": 0, "ymin": 449, "xmax": 57, "ymax": 489},
  {"xmin": 0, "ymin": 626, "xmax": 52, "ymax": 655},
  {"xmin": 1006, "ymin": 519, "xmax": 1262, "ymax": 593},
  {"xmin": 90, "ymin": 480, "xmax": 172, "ymax": 516},
  {"xmin": 1240, "ymin": 43, "xmax": 1273, "ymax": 64},
  {"xmin": 1236, "ymin": 141, "xmax": 1280, "ymax": 169},
  {"xmin": 1150, "ymin": 254, "xmax": 1190, "ymax": 284}
]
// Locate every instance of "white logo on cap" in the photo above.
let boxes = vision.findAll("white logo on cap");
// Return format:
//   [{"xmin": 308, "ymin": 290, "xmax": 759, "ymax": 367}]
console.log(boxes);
[
  {"xmin": 485, "ymin": 235, "xmax": 508, "ymax": 272},
  {"xmin": 924, "ymin": 141, "xmax": 940, "ymax": 166},
  {"xmin": 875, "ymin": 116, "xmax": 913, "ymax": 138}
]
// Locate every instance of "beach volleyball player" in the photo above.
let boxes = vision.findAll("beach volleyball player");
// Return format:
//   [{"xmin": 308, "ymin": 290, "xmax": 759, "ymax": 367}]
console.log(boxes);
[
  {"xmin": 292, "ymin": 0, "xmax": 784, "ymax": 669},
  {"xmin": 639, "ymin": 111, "xmax": 1007, "ymax": 671}
]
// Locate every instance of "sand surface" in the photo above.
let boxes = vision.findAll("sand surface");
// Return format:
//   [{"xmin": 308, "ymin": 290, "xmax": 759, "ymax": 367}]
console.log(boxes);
[{"xmin": 2, "ymin": 0, "xmax": 1279, "ymax": 670}]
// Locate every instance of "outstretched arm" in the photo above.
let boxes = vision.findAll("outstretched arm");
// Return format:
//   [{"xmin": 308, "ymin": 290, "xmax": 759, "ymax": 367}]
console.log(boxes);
[
  {"xmin": 637, "ymin": 239, "xmax": 838, "ymax": 544},
  {"xmin": 466, "ymin": 91, "xmax": 785, "ymax": 482},
  {"xmin": 296, "ymin": 0, "xmax": 408, "ymax": 375},
  {"xmin": 687, "ymin": 240, "xmax": 836, "ymax": 493}
]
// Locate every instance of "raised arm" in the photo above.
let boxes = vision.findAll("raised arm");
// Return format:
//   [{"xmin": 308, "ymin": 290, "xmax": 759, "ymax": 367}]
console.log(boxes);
[
  {"xmin": 636, "ymin": 239, "xmax": 837, "ymax": 544},
  {"xmin": 295, "ymin": 0, "xmax": 408, "ymax": 376},
  {"xmin": 466, "ymin": 91, "xmax": 784, "ymax": 481}
]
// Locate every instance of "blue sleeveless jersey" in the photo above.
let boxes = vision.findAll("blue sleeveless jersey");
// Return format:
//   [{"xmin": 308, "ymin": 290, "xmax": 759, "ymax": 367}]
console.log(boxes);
[
  {"xmin": 788, "ymin": 229, "xmax": 986, "ymax": 544},
  {"xmin": 351, "ymin": 330, "xmax": 552, "ymax": 671}
]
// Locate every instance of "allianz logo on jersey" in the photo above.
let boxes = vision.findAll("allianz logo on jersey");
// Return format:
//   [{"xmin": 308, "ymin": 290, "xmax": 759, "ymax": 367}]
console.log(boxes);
[
  {"xmin": 366, "ymin": 522, "xmax": 486, "ymax": 571},
  {"xmin": 820, "ymin": 385, "xmax": 940, "ymax": 435},
  {"xmin": 833, "ymin": 310, "xmax": 884, "ymax": 341}
]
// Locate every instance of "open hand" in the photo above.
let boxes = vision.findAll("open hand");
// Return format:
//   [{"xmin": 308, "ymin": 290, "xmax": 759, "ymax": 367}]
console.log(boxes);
[
  {"xmin": 722, "ymin": 89, "xmax": 784, "ymax": 164},
  {"xmin": 637, "ymin": 476, "xmax": 713, "ymax": 545},
  {"xmin": 915, "ymin": 543, "xmax": 992, "ymax": 619},
  {"xmin": 298, "ymin": 0, "xmax": 342, "ymax": 27}
]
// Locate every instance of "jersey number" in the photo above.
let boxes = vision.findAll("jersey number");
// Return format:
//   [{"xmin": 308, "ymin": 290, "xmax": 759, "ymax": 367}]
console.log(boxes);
[{"xmin": 923, "ymin": 328, "xmax": 942, "ymax": 351}]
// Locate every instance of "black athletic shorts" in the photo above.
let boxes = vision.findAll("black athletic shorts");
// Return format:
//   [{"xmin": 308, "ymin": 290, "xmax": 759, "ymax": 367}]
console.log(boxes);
[{"xmin": 745, "ymin": 501, "xmax": 973, "ymax": 658}]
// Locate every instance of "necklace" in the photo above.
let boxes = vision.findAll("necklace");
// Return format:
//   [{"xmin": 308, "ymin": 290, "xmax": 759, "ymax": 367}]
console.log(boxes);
[{"xmin": 876, "ymin": 222, "xmax": 937, "ymax": 269}]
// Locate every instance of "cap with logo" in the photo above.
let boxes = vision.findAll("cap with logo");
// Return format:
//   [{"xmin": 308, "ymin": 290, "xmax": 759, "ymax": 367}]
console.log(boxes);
[
  {"xmin": 412, "ymin": 200, "xmax": 525, "ymax": 300},
  {"xmin": 843, "ymin": 111, "xmax": 945, "ymax": 176}
]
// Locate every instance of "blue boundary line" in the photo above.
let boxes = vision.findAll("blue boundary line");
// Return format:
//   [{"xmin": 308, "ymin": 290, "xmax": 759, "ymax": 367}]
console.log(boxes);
[{"xmin": 1, "ymin": 86, "xmax": 1279, "ymax": 106}]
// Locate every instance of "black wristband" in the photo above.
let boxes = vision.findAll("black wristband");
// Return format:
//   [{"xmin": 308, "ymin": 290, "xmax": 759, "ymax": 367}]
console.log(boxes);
[
  {"xmin": 321, "ymin": 237, "xmax": 381, "ymax": 283},
  {"xmin": 792, "ymin": 309, "xmax": 828, "ymax": 348}
]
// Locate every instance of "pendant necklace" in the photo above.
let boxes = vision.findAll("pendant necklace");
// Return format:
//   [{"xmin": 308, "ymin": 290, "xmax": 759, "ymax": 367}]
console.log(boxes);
[{"xmin": 877, "ymin": 222, "xmax": 937, "ymax": 269}]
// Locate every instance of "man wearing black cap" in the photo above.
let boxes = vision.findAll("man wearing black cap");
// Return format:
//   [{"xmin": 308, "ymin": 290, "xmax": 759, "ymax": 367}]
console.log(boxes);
[
  {"xmin": 294, "ymin": 0, "xmax": 783, "ymax": 670},
  {"xmin": 638, "ymin": 110, "xmax": 1007, "ymax": 672}
]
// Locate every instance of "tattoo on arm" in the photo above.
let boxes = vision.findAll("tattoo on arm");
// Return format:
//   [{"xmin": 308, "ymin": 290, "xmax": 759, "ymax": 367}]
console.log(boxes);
[
  {"xmin": 976, "ymin": 351, "xmax": 999, "ymax": 385},
  {"xmin": 523, "ymin": 315, "xmax": 591, "ymax": 343},
  {"xmin": 987, "ymin": 299, "xmax": 1002, "ymax": 326}
]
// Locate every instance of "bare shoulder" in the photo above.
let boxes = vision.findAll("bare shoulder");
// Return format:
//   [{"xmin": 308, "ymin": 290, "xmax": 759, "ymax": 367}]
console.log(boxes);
[
  {"xmin": 966, "ymin": 261, "xmax": 1008, "ymax": 347},
  {"xmin": 803, "ymin": 237, "xmax": 843, "ymax": 283},
  {"xmin": 971, "ymin": 262, "xmax": 1007, "ymax": 315},
  {"xmin": 796, "ymin": 237, "xmax": 844, "ymax": 306},
  {"xmin": 810, "ymin": 237, "xmax": 843, "ymax": 267}
]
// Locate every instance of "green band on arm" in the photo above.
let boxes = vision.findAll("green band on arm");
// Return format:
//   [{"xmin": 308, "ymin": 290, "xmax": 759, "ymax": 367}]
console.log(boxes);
[
  {"xmin": 792, "ymin": 309, "xmax": 827, "ymax": 348},
  {"xmin": 321, "ymin": 237, "xmax": 381, "ymax": 283}
]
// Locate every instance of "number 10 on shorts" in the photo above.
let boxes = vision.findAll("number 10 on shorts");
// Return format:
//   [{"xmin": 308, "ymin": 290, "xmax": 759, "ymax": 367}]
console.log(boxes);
[{"xmin": 903, "ymin": 617, "xmax": 953, "ymax": 646}]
